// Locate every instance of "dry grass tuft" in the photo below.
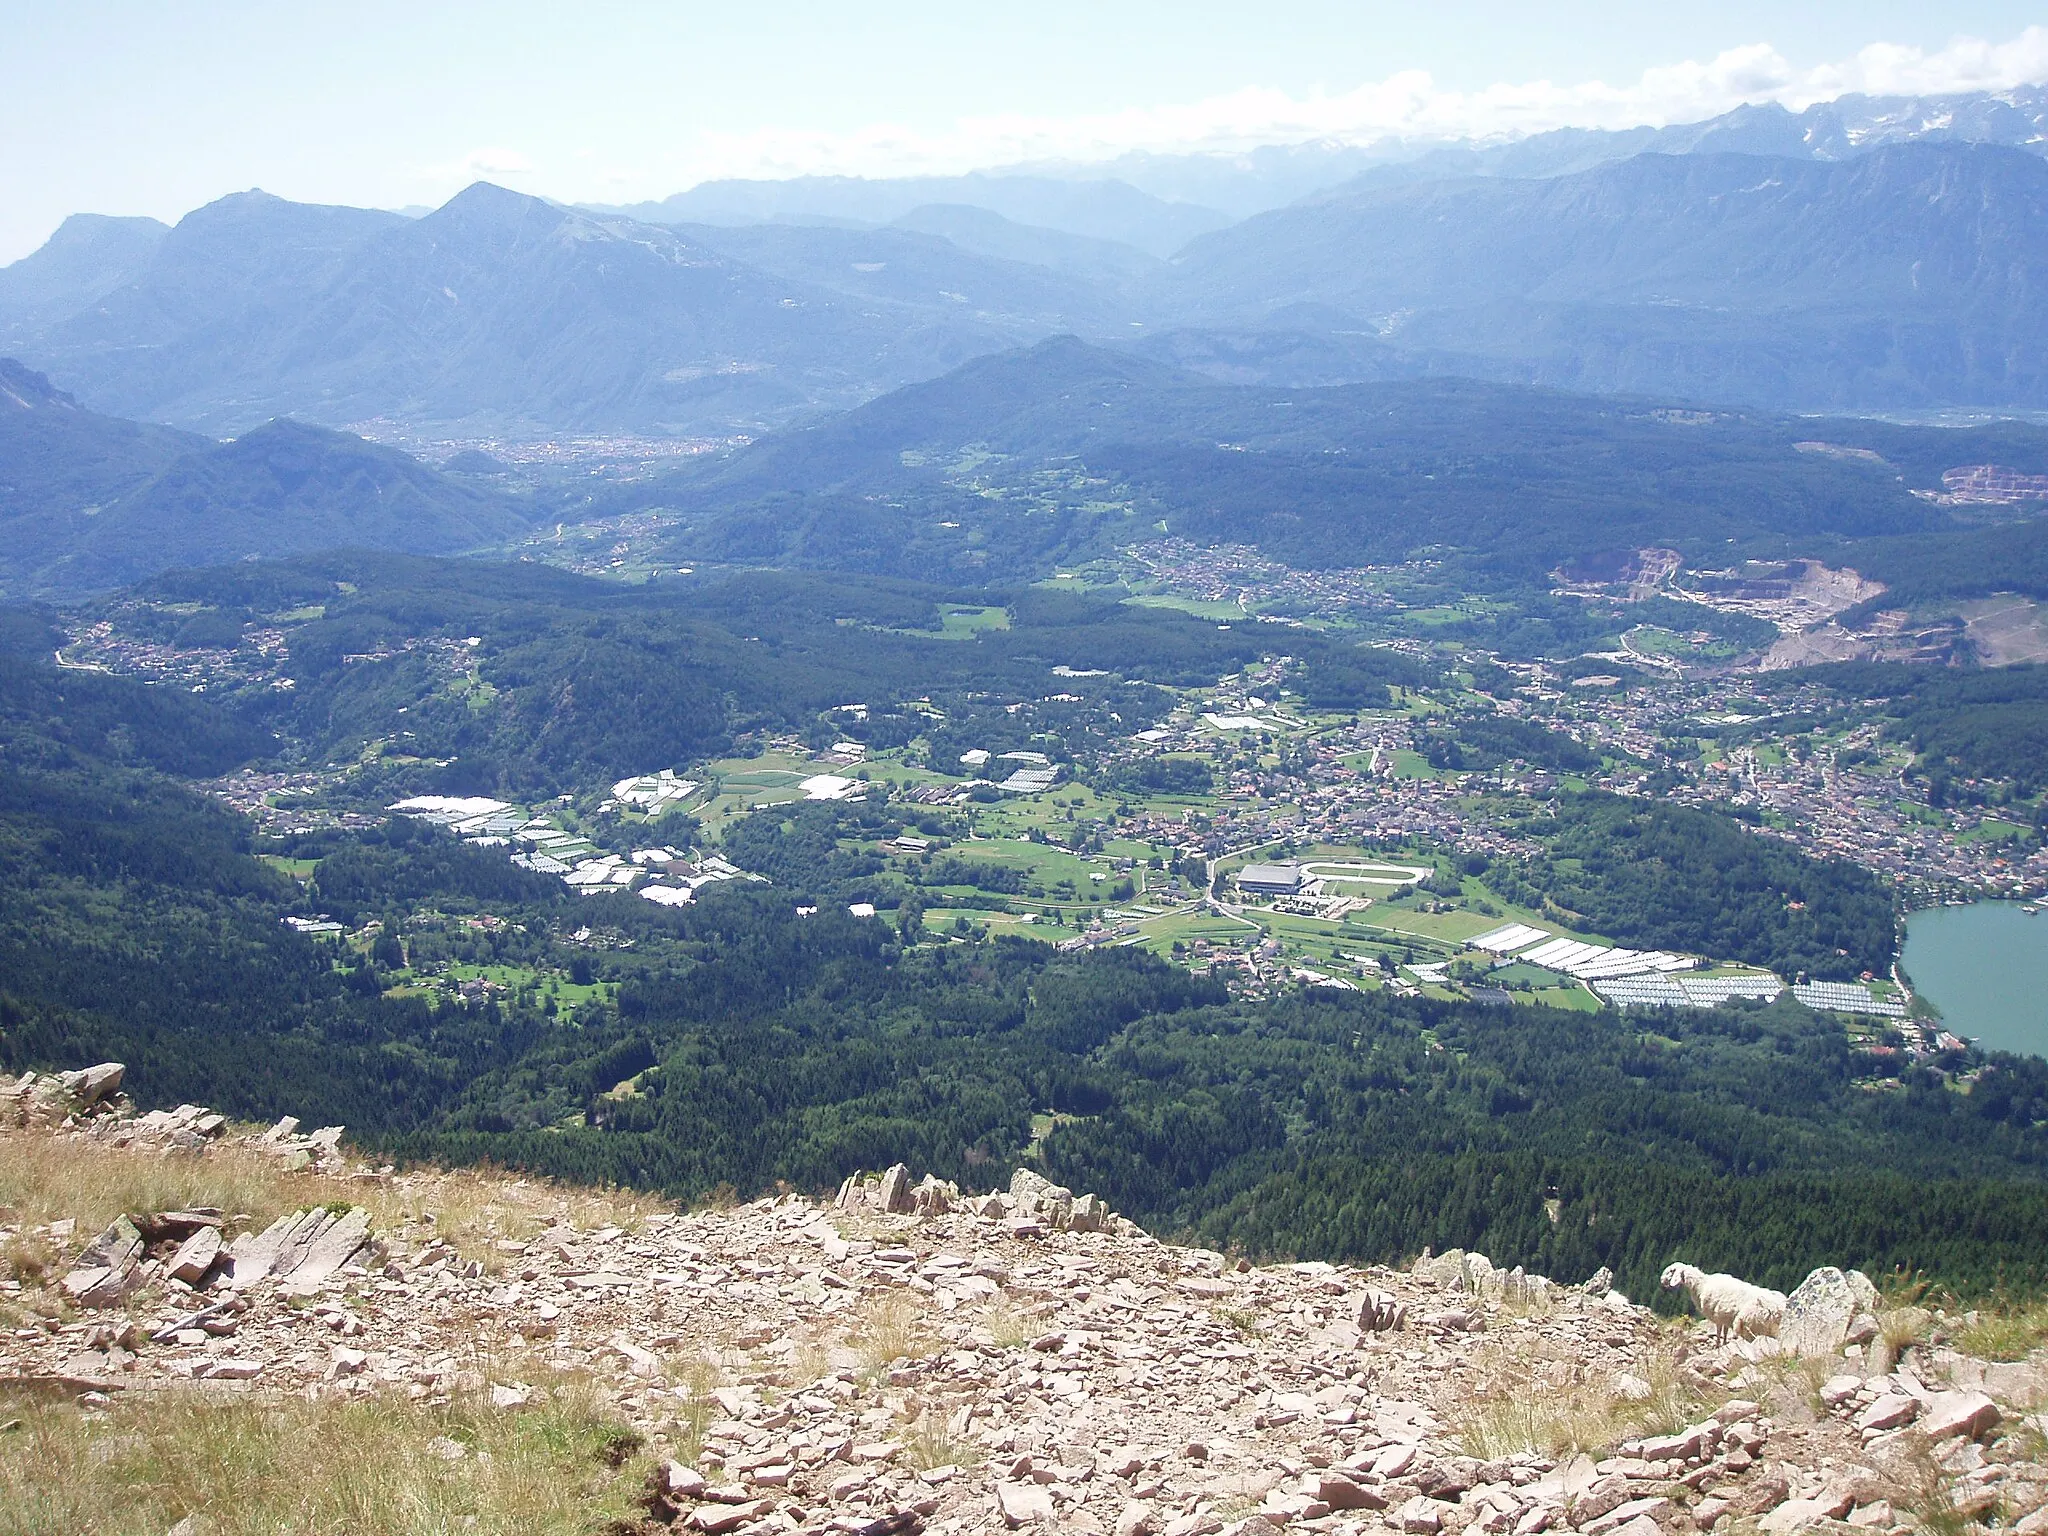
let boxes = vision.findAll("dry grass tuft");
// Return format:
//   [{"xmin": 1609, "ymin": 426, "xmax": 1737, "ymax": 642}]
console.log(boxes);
[
  {"xmin": 1956, "ymin": 1295, "xmax": 2048, "ymax": 1363},
  {"xmin": 898, "ymin": 1401, "xmax": 984, "ymax": 1472},
  {"xmin": 1456, "ymin": 1335, "xmax": 1715, "ymax": 1461},
  {"xmin": 0, "ymin": 1133, "xmax": 338, "ymax": 1240},
  {"xmin": 975, "ymin": 1295, "xmax": 1037, "ymax": 1350},
  {"xmin": 852, "ymin": 1292, "xmax": 938, "ymax": 1379},
  {"xmin": 1890, "ymin": 1434, "xmax": 1991, "ymax": 1536},
  {"xmin": 662, "ymin": 1354, "xmax": 725, "ymax": 1467},
  {"xmin": 0, "ymin": 1131, "xmax": 667, "ymax": 1279},
  {"xmin": 0, "ymin": 1374, "xmax": 652, "ymax": 1536}
]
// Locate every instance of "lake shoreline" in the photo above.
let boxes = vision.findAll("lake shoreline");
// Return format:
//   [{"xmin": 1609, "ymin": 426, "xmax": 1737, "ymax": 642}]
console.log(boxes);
[{"xmin": 1901, "ymin": 901, "xmax": 2048, "ymax": 1060}]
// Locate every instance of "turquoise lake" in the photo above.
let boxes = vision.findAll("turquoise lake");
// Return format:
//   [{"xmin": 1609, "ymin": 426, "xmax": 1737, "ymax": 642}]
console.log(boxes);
[{"xmin": 1901, "ymin": 902, "xmax": 2048, "ymax": 1059}]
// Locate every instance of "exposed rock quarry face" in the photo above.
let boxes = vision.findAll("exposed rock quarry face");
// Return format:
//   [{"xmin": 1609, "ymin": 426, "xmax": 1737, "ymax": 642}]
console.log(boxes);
[{"xmin": 5, "ymin": 1063, "xmax": 2047, "ymax": 1536}]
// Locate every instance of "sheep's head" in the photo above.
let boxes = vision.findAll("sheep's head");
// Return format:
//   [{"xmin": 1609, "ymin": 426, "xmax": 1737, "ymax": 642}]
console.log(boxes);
[{"xmin": 1660, "ymin": 1262, "xmax": 1700, "ymax": 1290}]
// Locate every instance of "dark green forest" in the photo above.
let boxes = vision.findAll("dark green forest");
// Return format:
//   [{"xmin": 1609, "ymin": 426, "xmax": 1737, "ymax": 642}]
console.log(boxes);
[
  {"xmin": 6, "ymin": 544, "xmax": 2048, "ymax": 1305},
  {"xmin": 124, "ymin": 556, "xmax": 1279, "ymax": 797},
  {"xmin": 3, "ymin": 641, "xmax": 2046, "ymax": 1304},
  {"xmin": 1492, "ymin": 795, "xmax": 1898, "ymax": 979}
]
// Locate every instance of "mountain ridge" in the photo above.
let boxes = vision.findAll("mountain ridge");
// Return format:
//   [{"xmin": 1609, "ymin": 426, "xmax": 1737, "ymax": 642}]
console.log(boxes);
[
  {"xmin": 1155, "ymin": 142, "xmax": 2048, "ymax": 409},
  {"xmin": 4, "ymin": 99, "xmax": 2048, "ymax": 435},
  {"xmin": 0, "ymin": 365, "xmax": 540, "ymax": 596},
  {"xmin": 7, "ymin": 183, "xmax": 1064, "ymax": 436}
]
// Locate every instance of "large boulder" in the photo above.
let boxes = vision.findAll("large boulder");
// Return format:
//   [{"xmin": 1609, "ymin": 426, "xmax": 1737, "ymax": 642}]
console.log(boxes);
[
  {"xmin": 1417, "ymin": 1249, "xmax": 1503, "ymax": 1299},
  {"xmin": 62, "ymin": 1062, "xmax": 127, "ymax": 1108},
  {"xmin": 875, "ymin": 1163, "xmax": 914, "ymax": 1215},
  {"xmin": 61, "ymin": 1215, "xmax": 144, "ymax": 1307},
  {"xmin": 1783, "ymin": 1267, "xmax": 1880, "ymax": 1358},
  {"xmin": 1009, "ymin": 1167, "xmax": 1075, "ymax": 1228}
]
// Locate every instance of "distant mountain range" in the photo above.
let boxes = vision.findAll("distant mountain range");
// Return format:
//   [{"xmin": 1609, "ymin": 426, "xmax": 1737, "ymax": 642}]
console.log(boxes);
[
  {"xmin": 596, "ymin": 172, "xmax": 1227, "ymax": 259},
  {"xmin": 1075, "ymin": 86, "xmax": 2048, "ymax": 215},
  {"xmin": 0, "ymin": 360, "xmax": 536, "ymax": 596},
  {"xmin": 0, "ymin": 184, "xmax": 1126, "ymax": 438},
  {"xmin": 1153, "ymin": 142, "xmax": 2048, "ymax": 410},
  {"xmin": 627, "ymin": 336, "xmax": 2048, "ymax": 586},
  {"xmin": 3, "ymin": 87, "xmax": 2047, "ymax": 435},
  {"xmin": 601, "ymin": 87, "xmax": 2048, "ymax": 233}
]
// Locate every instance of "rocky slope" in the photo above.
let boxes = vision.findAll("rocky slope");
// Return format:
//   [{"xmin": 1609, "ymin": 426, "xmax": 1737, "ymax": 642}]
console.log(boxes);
[{"xmin": 3, "ymin": 1064, "xmax": 2045, "ymax": 1535}]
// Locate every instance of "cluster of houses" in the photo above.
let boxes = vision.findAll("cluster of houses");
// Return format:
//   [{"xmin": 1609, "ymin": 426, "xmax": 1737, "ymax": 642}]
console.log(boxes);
[{"xmin": 387, "ymin": 794, "xmax": 758, "ymax": 906}]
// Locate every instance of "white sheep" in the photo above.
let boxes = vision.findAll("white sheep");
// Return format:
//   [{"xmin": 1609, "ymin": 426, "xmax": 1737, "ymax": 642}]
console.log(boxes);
[{"xmin": 1660, "ymin": 1262, "xmax": 1787, "ymax": 1344}]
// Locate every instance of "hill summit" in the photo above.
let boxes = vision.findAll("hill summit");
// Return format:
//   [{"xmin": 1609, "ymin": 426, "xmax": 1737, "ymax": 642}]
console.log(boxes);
[{"xmin": 4, "ymin": 1064, "xmax": 2042, "ymax": 1534}]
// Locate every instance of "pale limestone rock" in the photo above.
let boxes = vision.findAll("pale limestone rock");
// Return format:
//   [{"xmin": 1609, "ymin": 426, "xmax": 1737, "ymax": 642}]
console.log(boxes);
[
  {"xmin": 1918, "ymin": 1390, "xmax": 2001, "ymax": 1442},
  {"xmin": 876, "ymin": 1164, "xmax": 913, "ymax": 1214},
  {"xmin": 1397, "ymin": 1495, "xmax": 1442, "ymax": 1534},
  {"xmin": 281, "ymin": 1206, "xmax": 372, "ymax": 1289},
  {"xmin": 167, "ymin": 1225, "xmax": 222, "ymax": 1286},
  {"xmin": 692, "ymin": 1498, "xmax": 773, "ymax": 1532},
  {"xmin": 63, "ymin": 1216, "xmax": 144, "ymax": 1307},
  {"xmin": 1317, "ymin": 1470, "xmax": 1388, "ymax": 1510},
  {"xmin": 62, "ymin": 1062, "xmax": 126, "ymax": 1108},
  {"xmin": 997, "ymin": 1480, "xmax": 1055, "ymax": 1527},
  {"xmin": 1855, "ymin": 1393, "xmax": 1918, "ymax": 1431},
  {"xmin": 1758, "ymin": 1489, "xmax": 1852, "ymax": 1534},
  {"xmin": 1819, "ymin": 1373, "xmax": 1861, "ymax": 1407},
  {"xmin": 1783, "ymin": 1267, "xmax": 1880, "ymax": 1358}
]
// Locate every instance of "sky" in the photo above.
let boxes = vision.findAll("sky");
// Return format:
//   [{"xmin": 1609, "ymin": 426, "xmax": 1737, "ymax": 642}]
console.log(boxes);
[{"xmin": 3, "ymin": 1, "xmax": 2047, "ymax": 261}]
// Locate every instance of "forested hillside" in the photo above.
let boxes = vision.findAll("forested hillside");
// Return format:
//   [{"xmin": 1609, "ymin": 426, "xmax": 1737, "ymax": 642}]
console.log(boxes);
[
  {"xmin": 0, "ymin": 369, "xmax": 544, "ymax": 597},
  {"xmin": 9, "ymin": 656, "xmax": 2043, "ymax": 1302},
  {"xmin": 0, "ymin": 649, "xmax": 541, "ymax": 1128},
  {"xmin": 115, "ymin": 555, "xmax": 1272, "ymax": 793},
  {"xmin": 1492, "ymin": 796, "xmax": 1899, "ymax": 979},
  {"xmin": 1772, "ymin": 661, "xmax": 2048, "ymax": 798},
  {"xmin": 629, "ymin": 338, "xmax": 2030, "ymax": 588},
  {"xmin": 5, "ymin": 550, "xmax": 2046, "ymax": 1303}
]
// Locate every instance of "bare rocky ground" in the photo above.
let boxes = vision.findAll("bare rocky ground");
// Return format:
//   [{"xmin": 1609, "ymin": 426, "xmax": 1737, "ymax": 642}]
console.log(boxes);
[{"xmin": 4, "ymin": 1064, "xmax": 2046, "ymax": 1536}]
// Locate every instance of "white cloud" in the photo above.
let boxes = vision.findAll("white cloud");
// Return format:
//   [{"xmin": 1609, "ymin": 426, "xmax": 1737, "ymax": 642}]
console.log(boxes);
[
  {"xmin": 662, "ymin": 27, "xmax": 2048, "ymax": 186},
  {"xmin": 427, "ymin": 146, "xmax": 536, "ymax": 181}
]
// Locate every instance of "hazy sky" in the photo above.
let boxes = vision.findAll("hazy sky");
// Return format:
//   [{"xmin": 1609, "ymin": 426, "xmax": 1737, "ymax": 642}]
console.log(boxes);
[{"xmin": 4, "ymin": 1, "xmax": 2046, "ymax": 261}]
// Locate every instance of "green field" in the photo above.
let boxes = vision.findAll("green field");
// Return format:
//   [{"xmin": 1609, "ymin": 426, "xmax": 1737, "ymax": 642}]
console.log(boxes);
[
  {"xmin": 939, "ymin": 604, "xmax": 1011, "ymax": 636},
  {"xmin": 1124, "ymin": 593, "xmax": 1247, "ymax": 621}
]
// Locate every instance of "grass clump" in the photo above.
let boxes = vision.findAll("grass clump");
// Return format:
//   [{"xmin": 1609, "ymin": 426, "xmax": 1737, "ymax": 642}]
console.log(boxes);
[
  {"xmin": 1456, "ymin": 1336, "xmax": 1714, "ymax": 1461},
  {"xmin": 0, "ymin": 1134, "xmax": 331, "ymax": 1242},
  {"xmin": 975, "ymin": 1295, "xmax": 1037, "ymax": 1350},
  {"xmin": 853, "ymin": 1293, "xmax": 938, "ymax": 1380},
  {"xmin": 663, "ymin": 1354, "xmax": 725, "ymax": 1467},
  {"xmin": 0, "ymin": 1131, "xmax": 667, "ymax": 1279},
  {"xmin": 900, "ymin": 1402, "xmax": 984, "ymax": 1473},
  {"xmin": 1956, "ymin": 1294, "xmax": 2048, "ymax": 1363},
  {"xmin": 0, "ymin": 1377, "xmax": 653, "ymax": 1536}
]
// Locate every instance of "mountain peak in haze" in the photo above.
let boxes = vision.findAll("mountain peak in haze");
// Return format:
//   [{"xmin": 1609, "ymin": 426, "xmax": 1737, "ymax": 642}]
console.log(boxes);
[
  {"xmin": 0, "ymin": 213, "xmax": 170, "ymax": 337},
  {"xmin": 0, "ymin": 356, "xmax": 77, "ymax": 411},
  {"xmin": 431, "ymin": 180, "xmax": 568, "ymax": 231}
]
